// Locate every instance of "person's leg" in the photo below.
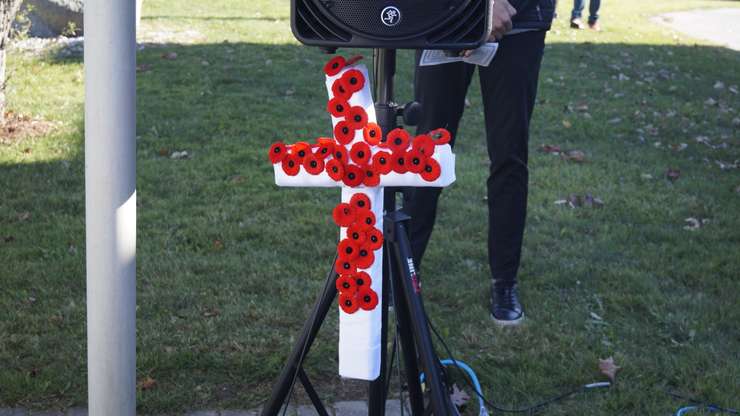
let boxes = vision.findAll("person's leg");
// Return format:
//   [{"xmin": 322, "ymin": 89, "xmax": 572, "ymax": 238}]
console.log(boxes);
[
  {"xmin": 404, "ymin": 52, "xmax": 474, "ymax": 269},
  {"xmin": 478, "ymin": 31, "xmax": 546, "ymax": 323},
  {"xmin": 571, "ymin": 0, "xmax": 585, "ymax": 20},
  {"xmin": 588, "ymin": 0, "xmax": 602, "ymax": 24}
]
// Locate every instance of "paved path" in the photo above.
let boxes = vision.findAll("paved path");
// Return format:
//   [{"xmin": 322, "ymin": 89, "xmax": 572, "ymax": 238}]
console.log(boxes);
[
  {"xmin": 652, "ymin": 8, "xmax": 740, "ymax": 51},
  {"xmin": 0, "ymin": 400, "xmax": 409, "ymax": 416}
]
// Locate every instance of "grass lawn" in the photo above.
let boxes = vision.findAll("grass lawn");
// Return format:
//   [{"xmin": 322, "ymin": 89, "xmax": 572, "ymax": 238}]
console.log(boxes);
[{"xmin": 1, "ymin": 0, "xmax": 739, "ymax": 414}]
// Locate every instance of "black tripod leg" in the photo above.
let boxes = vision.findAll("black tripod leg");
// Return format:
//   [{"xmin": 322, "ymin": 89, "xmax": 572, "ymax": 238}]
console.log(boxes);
[
  {"xmin": 261, "ymin": 263, "xmax": 339, "ymax": 416},
  {"xmin": 390, "ymin": 248, "xmax": 426, "ymax": 415},
  {"xmin": 385, "ymin": 211, "xmax": 457, "ymax": 415},
  {"xmin": 368, "ymin": 243, "xmax": 391, "ymax": 416}
]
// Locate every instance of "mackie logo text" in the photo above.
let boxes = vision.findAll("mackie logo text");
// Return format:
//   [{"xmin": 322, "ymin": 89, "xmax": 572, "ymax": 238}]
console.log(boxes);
[{"xmin": 381, "ymin": 6, "xmax": 402, "ymax": 27}]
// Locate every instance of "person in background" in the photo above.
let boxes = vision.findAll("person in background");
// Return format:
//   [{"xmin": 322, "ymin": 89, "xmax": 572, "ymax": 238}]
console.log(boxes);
[
  {"xmin": 405, "ymin": 0, "xmax": 556, "ymax": 326},
  {"xmin": 571, "ymin": 0, "xmax": 602, "ymax": 30}
]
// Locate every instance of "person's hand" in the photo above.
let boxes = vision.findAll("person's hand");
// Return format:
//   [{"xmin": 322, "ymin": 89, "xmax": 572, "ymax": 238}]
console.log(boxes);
[{"xmin": 488, "ymin": 0, "xmax": 517, "ymax": 41}]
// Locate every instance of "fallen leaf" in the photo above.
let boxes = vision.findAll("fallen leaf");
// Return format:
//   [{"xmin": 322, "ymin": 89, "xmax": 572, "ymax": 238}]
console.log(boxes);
[
  {"xmin": 170, "ymin": 151, "xmax": 189, "ymax": 160},
  {"xmin": 229, "ymin": 175, "xmax": 246, "ymax": 184},
  {"xmin": 561, "ymin": 150, "xmax": 587, "ymax": 163},
  {"xmin": 285, "ymin": 88, "xmax": 295, "ymax": 96},
  {"xmin": 583, "ymin": 193, "xmax": 604, "ymax": 208},
  {"xmin": 138, "ymin": 377, "xmax": 157, "ymax": 390},
  {"xmin": 203, "ymin": 307, "xmax": 221, "ymax": 318},
  {"xmin": 540, "ymin": 144, "xmax": 561, "ymax": 154},
  {"xmin": 158, "ymin": 148, "xmax": 169, "ymax": 157},
  {"xmin": 640, "ymin": 173, "xmax": 654, "ymax": 180},
  {"xmin": 136, "ymin": 63, "xmax": 153, "ymax": 73},
  {"xmin": 23, "ymin": 147, "xmax": 31, "ymax": 154},
  {"xmin": 704, "ymin": 97, "xmax": 717, "ymax": 106},
  {"xmin": 666, "ymin": 168, "xmax": 681, "ymax": 182},
  {"xmin": 729, "ymin": 85, "xmax": 738, "ymax": 95},
  {"xmin": 161, "ymin": 52, "xmax": 178, "ymax": 60},
  {"xmin": 18, "ymin": 212, "xmax": 31, "ymax": 221},
  {"xmin": 450, "ymin": 384, "xmax": 470, "ymax": 408},
  {"xmin": 683, "ymin": 217, "xmax": 708, "ymax": 231},
  {"xmin": 598, "ymin": 357, "xmax": 620, "ymax": 382},
  {"xmin": 670, "ymin": 143, "xmax": 688, "ymax": 152},
  {"xmin": 608, "ymin": 117, "xmax": 623, "ymax": 124},
  {"xmin": 213, "ymin": 239, "xmax": 224, "ymax": 250},
  {"xmin": 713, "ymin": 81, "xmax": 725, "ymax": 90},
  {"xmin": 575, "ymin": 103, "xmax": 589, "ymax": 112},
  {"xmin": 562, "ymin": 120, "xmax": 572, "ymax": 129}
]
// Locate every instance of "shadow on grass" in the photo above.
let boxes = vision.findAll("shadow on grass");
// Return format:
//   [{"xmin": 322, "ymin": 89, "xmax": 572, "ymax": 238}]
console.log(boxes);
[{"xmin": 1, "ymin": 40, "xmax": 738, "ymax": 414}]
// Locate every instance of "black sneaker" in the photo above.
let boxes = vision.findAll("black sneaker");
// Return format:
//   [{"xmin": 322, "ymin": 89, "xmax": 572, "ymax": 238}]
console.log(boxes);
[{"xmin": 491, "ymin": 284, "xmax": 524, "ymax": 326}]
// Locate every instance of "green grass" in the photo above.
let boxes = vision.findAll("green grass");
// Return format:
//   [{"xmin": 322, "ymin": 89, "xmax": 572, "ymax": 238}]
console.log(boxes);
[{"xmin": 1, "ymin": 0, "xmax": 739, "ymax": 414}]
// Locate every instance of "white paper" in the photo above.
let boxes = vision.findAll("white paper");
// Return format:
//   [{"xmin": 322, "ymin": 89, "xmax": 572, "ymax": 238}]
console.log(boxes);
[{"xmin": 419, "ymin": 43, "xmax": 499, "ymax": 67}]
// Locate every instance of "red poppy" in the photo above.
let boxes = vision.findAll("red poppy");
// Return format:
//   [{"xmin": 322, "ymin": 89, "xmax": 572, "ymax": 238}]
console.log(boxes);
[
  {"xmin": 281, "ymin": 153, "xmax": 300, "ymax": 176},
  {"xmin": 429, "ymin": 128, "xmax": 452, "ymax": 145},
  {"xmin": 326, "ymin": 159, "xmax": 345, "ymax": 181},
  {"xmin": 333, "ymin": 144, "xmax": 349, "ymax": 165},
  {"xmin": 268, "ymin": 141, "xmax": 287, "ymax": 164},
  {"xmin": 314, "ymin": 137, "xmax": 335, "ymax": 159},
  {"xmin": 335, "ymin": 275, "xmax": 358, "ymax": 295},
  {"xmin": 335, "ymin": 257, "xmax": 358, "ymax": 276},
  {"xmin": 350, "ymin": 193, "xmax": 371, "ymax": 210},
  {"xmin": 421, "ymin": 158, "xmax": 441, "ymax": 182},
  {"xmin": 364, "ymin": 165, "xmax": 381, "ymax": 187},
  {"xmin": 372, "ymin": 151, "xmax": 393, "ymax": 175},
  {"xmin": 355, "ymin": 208, "xmax": 376, "ymax": 230},
  {"xmin": 412, "ymin": 134, "xmax": 435, "ymax": 157},
  {"xmin": 365, "ymin": 228, "xmax": 384, "ymax": 251},
  {"xmin": 357, "ymin": 287, "xmax": 379, "ymax": 311},
  {"xmin": 292, "ymin": 141, "xmax": 311, "ymax": 161},
  {"xmin": 349, "ymin": 142, "xmax": 371, "ymax": 165},
  {"xmin": 303, "ymin": 153, "xmax": 325, "ymax": 175},
  {"xmin": 406, "ymin": 149, "xmax": 425, "ymax": 174},
  {"xmin": 342, "ymin": 164, "xmax": 365, "ymax": 187},
  {"xmin": 324, "ymin": 55, "xmax": 346, "ymax": 77},
  {"xmin": 334, "ymin": 121, "xmax": 355, "ymax": 145},
  {"xmin": 341, "ymin": 69, "xmax": 365, "ymax": 93},
  {"xmin": 391, "ymin": 150, "xmax": 408, "ymax": 174},
  {"xmin": 346, "ymin": 224, "xmax": 367, "ymax": 246},
  {"xmin": 327, "ymin": 98, "xmax": 350, "ymax": 118},
  {"xmin": 363, "ymin": 123, "xmax": 382, "ymax": 146},
  {"xmin": 332, "ymin": 78, "xmax": 353, "ymax": 101},
  {"xmin": 332, "ymin": 203, "xmax": 356, "ymax": 227},
  {"xmin": 354, "ymin": 271, "xmax": 372, "ymax": 289},
  {"xmin": 337, "ymin": 239, "xmax": 360, "ymax": 260},
  {"xmin": 355, "ymin": 246, "xmax": 375, "ymax": 269},
  {"xmin": 339, "ymin": 292, "xmax": 360, "ymax": 314},
  {"xmin": 385, "ymin": 128, "xmax": 410, "ymax": 152},
  {"xmin": 347, "ymin": 106, "xmax": 368, "ymax": 130}
]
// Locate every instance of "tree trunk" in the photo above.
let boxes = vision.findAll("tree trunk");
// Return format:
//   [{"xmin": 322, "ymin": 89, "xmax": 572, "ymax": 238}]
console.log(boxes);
[{"xmin": 1, "ymin": 0, "xmax": 23, "ymax": 125}]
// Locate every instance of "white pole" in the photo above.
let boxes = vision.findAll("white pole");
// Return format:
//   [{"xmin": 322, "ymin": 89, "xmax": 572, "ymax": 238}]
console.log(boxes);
[{"xmin": 84, "ymin": 0, "xmax": 137, "ymax": 414}]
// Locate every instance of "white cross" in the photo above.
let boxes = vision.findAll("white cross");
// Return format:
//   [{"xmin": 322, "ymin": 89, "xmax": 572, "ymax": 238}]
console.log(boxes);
[{"xmin": 272, "ymin": 61, "xmax": 456, "ymax": 381}]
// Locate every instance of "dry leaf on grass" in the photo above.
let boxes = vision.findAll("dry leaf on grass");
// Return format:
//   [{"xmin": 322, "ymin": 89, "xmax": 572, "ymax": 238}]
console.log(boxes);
[
  {"xmin": 555, "ymin": 193, "xmax": 604, "ymax": 209},
  {"xmin": 138, "ymin": 377, "xmax": 157, "ymax": 390},
  {"xmin": 598, "ymin": 357, "xmax": 620, "ymax": 382},
  {"xmin": 161, "ymin": 52, "xmax": 178, "ymax": 60},
  {"xmin": 540, "ymin": 144, "xmax": 562, "ymax": 154},
  {"xmin": 561, "ymin": 150, "xmax": 587, "ymax": 163},
  {"xmin": 450, "ymin": 384, "xmax": 470, "ymax": 408},
  {"xmin": 666, "ymin": 168, "xmax": 681, "ymax": 182}
]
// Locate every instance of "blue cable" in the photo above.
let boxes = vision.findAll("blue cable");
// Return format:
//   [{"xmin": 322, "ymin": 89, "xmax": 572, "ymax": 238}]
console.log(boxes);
[
  {"xmin": 676, "ymin": 405, "xmax": 722, "ymax": 415},
  {"xmin": 419, "ymin": 359, "xmax": 489, "ymax": 416}
]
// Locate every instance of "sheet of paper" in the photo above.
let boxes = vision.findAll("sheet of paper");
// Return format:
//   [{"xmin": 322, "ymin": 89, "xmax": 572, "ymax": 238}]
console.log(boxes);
[{"xmin": 419, "ymin": 43, "xmax": 499, "ymax": 67}]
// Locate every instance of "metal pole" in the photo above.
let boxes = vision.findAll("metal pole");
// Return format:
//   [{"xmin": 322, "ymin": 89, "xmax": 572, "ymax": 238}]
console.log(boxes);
[{"xmin": 84, "ymin": 0, "xmax": 137, "ymax": 414}]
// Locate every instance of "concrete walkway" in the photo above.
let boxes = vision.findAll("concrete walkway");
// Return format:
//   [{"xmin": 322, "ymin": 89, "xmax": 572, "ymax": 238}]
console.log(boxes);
[
  {"xmin": 652, "ymin": 8, "xmax": 740, "ymax": 51},
  {"xmin": 0, "ymin": 400, "xmax": 410, "ymax": 416}
]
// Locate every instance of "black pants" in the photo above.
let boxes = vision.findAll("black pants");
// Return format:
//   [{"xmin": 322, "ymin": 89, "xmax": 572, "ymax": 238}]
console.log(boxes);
[{"xmin": 403, "ymin": 30, "xmax": 546, "ymax": 287}]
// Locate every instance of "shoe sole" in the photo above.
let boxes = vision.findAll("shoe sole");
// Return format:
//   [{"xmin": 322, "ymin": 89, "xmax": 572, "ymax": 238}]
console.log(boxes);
[{"xmin": 491, "ymin": 312, "xmax": 524, "ymax": 327}]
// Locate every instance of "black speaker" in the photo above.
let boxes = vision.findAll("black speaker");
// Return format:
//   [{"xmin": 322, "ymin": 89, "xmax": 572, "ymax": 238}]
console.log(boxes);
[{"xmin": 291, "ymin": 0, "xmax": 492, "ymax": 50}]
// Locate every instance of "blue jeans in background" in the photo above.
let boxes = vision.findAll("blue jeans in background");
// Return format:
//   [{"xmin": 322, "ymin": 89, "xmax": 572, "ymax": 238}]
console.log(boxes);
[{"xmin": 571, "ymin": 0, "xmax": 601, "ymax": 23}]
